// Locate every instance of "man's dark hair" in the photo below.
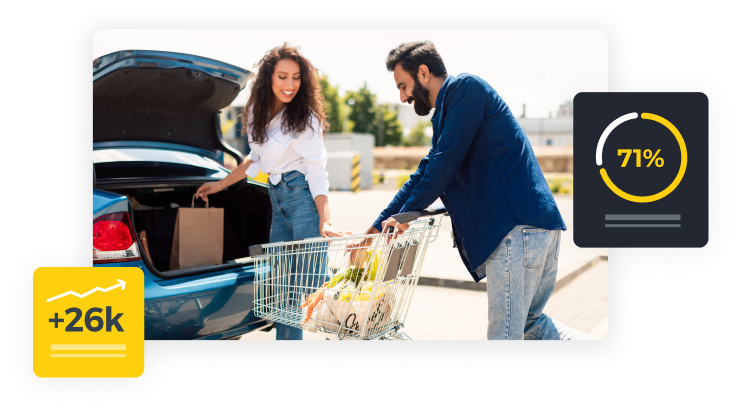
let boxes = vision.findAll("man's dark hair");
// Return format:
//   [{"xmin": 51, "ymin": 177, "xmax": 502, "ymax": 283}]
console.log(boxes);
[{"xmin": 386, "ymin": 41, "xmax": 447, "ymax": 79}]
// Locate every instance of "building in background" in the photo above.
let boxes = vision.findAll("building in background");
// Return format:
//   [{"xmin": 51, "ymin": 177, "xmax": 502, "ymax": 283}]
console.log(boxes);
[
  {"xmin": 556, "ymin": 100, "xmax": 574, "ymax": 117},
  {"xmin": 396, "ymin": 104, "xmax": 429, "ymax": 138},
  {"xmin": 398, "ymin": 100, "xmax": 573, "ymax": 148},
  {"xmin": 516, "ymin": 100, "xmax": 573, "ymax": 147}
]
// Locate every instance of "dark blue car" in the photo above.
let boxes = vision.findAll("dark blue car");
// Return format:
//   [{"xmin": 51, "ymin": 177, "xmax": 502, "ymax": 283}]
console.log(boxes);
[{"xmin": 93, "ymin": 50, "xmax": 273, "ymax": 339}]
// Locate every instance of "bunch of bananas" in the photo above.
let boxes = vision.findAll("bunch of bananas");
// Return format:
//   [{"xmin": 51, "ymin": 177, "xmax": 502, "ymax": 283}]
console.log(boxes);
[
  {"xmin": 355, "ymin": 281, "xmax": 388, "ymax": 302},
  {"xmin": 334, "ymin": 281, "xmax": 389, "ymax": 303}
]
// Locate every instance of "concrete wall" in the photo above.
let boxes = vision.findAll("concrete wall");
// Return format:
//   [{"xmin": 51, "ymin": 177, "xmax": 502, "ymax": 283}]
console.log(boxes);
[
  {"xmin": 326, "ymin": 151, "xmax": 356, "ymax": 191},
  {"xmin": 534, "ymin": 153, "xmax": 574, "ymax": 173},
  {"xmin": 325, "ymin": 133, "xmax": 374, "ymax": 189},
  {"xmin": 372, "ymin": 147, "xmax": 428, "ymax": 170}
]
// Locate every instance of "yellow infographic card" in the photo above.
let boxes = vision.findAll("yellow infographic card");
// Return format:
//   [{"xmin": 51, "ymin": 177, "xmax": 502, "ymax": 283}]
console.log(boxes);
[{"xmin": 33, "ymin": 267, "xmax": 144, "ymax": 377}]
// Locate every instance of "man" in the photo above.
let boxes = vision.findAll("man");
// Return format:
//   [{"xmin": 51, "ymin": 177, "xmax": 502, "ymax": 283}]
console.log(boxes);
[{"xmin": 362, "ymin": 41, "xmax": 589, "ymax": 340}]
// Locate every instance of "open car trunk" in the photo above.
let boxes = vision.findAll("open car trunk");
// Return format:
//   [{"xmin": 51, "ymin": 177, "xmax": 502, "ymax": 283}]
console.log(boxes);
[
  {"xmin": 93, "ymin": 50, "xmax": 253, "ymax": 166},
  {"xmin": 93, "ymin": 50, "xmax": 266, "ymax": 278},
  {"xmin": 98, "ymin": 178, "xmax": 271, "ymax": 278}
]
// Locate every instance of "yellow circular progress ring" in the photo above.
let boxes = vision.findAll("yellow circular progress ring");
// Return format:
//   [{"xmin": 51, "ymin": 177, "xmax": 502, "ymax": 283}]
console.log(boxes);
[{"xmin": 600, "ymin": 113, "xmax": 687, "ymax": 203}]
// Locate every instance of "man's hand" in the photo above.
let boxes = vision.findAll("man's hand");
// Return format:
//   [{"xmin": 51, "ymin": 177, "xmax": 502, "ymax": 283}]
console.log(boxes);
[{"xmin": 381, "ymin": 217, "xmax": 409, "ymax": 235}]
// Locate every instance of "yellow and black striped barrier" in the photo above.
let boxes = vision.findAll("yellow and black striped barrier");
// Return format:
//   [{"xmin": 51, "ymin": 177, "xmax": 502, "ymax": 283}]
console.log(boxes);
[{"xmin": 351, "ymin": 154, "xmax": 361, "ymax": 193}]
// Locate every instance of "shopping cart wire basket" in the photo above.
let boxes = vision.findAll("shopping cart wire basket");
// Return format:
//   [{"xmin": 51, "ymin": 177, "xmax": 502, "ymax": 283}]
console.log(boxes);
[{"xmin": 251, "ymin": 207, "xmax": 446, "ymax": 340}]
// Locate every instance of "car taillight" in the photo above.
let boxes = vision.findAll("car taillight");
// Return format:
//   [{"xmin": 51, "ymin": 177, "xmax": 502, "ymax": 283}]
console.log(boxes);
[{"xmin": 93, "ymin": 212, "xmax": 140, "ymax": 263}]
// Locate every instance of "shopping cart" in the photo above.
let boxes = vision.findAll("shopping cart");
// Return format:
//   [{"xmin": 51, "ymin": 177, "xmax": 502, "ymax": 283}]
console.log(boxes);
[{"xmin": 250, "ymin": 207, "xmax": 447, "ymax": 340}]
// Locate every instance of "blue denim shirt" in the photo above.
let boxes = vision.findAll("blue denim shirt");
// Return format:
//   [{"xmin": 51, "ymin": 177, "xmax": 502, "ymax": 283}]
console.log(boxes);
[{"xmin": 373, "ymin": 74, "xmax": 566, "ymax": 282}]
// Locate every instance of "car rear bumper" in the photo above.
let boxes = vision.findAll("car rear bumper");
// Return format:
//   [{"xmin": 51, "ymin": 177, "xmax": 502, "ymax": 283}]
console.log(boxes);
[{"xmin": 95, "ymin": 260, "xmax": 266, "ymax": 340}]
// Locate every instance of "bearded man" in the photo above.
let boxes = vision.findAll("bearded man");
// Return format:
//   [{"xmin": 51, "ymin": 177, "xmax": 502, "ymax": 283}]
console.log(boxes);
[{"xmin": 362, "ymin": 41, "xmax": 589, "ymax": 340}]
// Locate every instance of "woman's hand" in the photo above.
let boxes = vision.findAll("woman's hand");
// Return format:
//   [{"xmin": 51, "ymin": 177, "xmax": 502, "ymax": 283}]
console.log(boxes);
[
  {"xmin": 195, "ymin": 181, "xmax": 223, "ymax": 202},
  {"xmin": 194, "ymin": 155, "xmax": 253, "ymax": 202},
  {"xmin": 313, "ymin": 195, "xmax": 350, "ymax": 238},
  {"xmin": 320, "ymin": 221, "xmax": 350, "ymax": 238}
]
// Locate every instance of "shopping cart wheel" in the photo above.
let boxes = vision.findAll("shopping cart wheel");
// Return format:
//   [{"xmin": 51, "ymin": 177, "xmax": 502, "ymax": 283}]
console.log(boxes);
[
  {"xmin": 393, "ymin": 331, "xmax": 412, "ymax": 340},
  {"xmin": 260, "ymin": 322, "xmax": 275, "ymax": 332},
  {"xmin": 378, "ymin": 329, "xmax": 413, "ymax": 340}
]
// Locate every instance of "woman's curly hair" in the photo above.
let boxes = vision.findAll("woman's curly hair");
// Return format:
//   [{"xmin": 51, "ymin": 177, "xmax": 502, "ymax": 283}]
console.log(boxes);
[{"xmin": 241, "ymin": 43, "xmax": 329, "ymax": 144}]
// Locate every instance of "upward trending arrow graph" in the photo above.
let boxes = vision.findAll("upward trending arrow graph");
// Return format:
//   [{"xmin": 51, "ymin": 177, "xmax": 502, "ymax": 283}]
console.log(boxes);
[{"xmin": 46, "ymin": 279, "xmax": 127, "ymax": 302}]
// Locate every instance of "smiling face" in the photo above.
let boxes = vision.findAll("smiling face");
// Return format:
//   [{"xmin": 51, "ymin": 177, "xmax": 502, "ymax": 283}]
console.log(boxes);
[
  {"xmin": 272, "ymin": 58, "xmax": 301, "ymax": 107},
  {"xmin": 394, "ymin": 62, "xmax": 432, "ymax": 116}
]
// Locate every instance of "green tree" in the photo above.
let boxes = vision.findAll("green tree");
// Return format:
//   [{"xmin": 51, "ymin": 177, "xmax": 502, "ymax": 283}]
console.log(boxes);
[
  {"xmin": 344, "ymin": 84, "xmax": 403, "ymax": 146},
  {"xmin": 345, "ymin": 84, "xmax": 377, "ymax": 136},
  {"xmin": 319, "ymin": 76, "xmax": 343, "ymax": 133},
  {"xmin": 402, "ymin": 120, "xmax": 432, "ymax": 147},
  {"xmin": 378, "ymin": 103, "xmax": 403, "ymax": 146}
]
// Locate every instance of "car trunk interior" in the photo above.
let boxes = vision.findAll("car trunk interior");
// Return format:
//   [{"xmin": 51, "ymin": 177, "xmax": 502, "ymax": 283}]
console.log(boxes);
[{"xmin": 99, "ymin": 180, "xmax": 271, "ymax": 277}]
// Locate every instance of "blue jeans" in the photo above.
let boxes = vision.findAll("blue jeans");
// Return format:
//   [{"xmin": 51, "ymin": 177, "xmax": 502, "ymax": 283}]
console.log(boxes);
[
  {"xmin": 268, "ymin": 171, "xmax": 322, "ymax": 341},
  {"xmin": 482, "ymin": 225, "xmax": 592, "ymax": 340}
]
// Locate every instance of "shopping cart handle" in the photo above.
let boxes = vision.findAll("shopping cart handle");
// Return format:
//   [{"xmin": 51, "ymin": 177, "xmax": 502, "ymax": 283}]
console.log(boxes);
[
  {"xmin": 391, "ymin": 206, "xmax": 448, "ymax": 224},
  {"xmin": 249, "ymin": 245, "xmax": 264, "ymax": 257}
]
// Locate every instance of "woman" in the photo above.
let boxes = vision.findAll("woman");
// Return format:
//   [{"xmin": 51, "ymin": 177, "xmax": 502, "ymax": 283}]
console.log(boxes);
[{"xmin": 195, "ymin": 43, "xmax": 347, "ymax": 340}]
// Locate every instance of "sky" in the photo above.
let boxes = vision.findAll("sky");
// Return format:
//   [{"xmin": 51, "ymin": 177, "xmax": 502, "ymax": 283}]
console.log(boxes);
[{"xmin": 93, "ymin": 29, "xmax": 607, "ymax": 119}]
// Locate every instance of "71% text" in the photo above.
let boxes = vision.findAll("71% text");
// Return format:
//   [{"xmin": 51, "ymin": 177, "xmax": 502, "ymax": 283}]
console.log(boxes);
[{"xmin": 618, "ymin": 149, "xmax": 664, "ymax": 167}]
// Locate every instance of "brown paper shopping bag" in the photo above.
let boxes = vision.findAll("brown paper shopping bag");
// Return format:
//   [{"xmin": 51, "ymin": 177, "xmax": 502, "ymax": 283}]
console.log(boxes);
[
  {"xmin": 138, "ymin": 230, "xmax": 154, "ymax": 264},
  {"xmin": 169, "ymin": 197, "xmax": 224, "ymax": 270}
]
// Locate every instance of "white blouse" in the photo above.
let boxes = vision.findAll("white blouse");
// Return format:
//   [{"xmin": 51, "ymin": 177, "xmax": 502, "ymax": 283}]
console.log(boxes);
[{"xmin": 245, "ymin": 108, "xmax": 329, "ymax": 199}]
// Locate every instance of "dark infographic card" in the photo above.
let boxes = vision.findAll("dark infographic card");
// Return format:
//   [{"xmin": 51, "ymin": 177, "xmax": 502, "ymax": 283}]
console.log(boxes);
[{"xmin": 573, "ymin": 92, "xmax": 708, "ymax": 248}]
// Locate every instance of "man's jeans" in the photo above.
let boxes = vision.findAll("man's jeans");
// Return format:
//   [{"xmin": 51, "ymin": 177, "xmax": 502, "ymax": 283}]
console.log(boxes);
[{"xmin": 482, "ymin": 225, "xmax": 591, "ymax": 340}]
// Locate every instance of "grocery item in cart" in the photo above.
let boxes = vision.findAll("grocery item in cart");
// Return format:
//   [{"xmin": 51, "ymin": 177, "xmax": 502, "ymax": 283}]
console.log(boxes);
[
  {"xmin": 365, "ymin": 250, "xmax": 382, "ymax": 281},
  {"xmin": 303, "ymin": 295, "xmax": 394, "ymax": 334},
  {"xmin": 301, "ymin": 280, "xmax": 344, "ymax": 328},
  {"xmin": 299, "ymin": 281, "xmax": 328, "ymax": 324},
  {"xmin": 337, "ymin": 282, "xmax": 393, "ymax": 334},
  {"xmin": 303, "ymin": 278, "xmax": 393, "ymax": 334},
  {"xmin": 335, "ymin": 249, "xmax": 351, "ymax": 277},
  {"xmin": 325, "ymin": 280, "xmax": 357, "ymax": 321},
  {"xmin": 300, "ymin": 249, "xmax": 381, "ymax": 323},
  {"xmin": 305, "ymin": 298, "xmax": 339, "ymax": 331},
  {"xmin": 301, "ymin": 278, "xmax": 354, "ymax": 325},
  {"xmin": 330, "ymin": 249, "xmax": 381, "ymax": 287},
  {"xmin": 332, "ymin": 280, "xmax": 388, "ymax": 322}
]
